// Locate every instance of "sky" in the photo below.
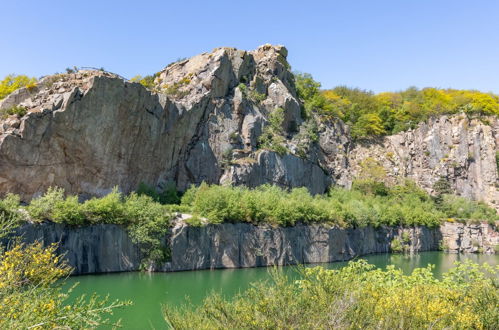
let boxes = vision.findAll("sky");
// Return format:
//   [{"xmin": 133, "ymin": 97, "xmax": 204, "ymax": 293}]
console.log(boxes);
[{"xmin": 1, "ymin": 0, "xmax": 498, "ymax": 93}]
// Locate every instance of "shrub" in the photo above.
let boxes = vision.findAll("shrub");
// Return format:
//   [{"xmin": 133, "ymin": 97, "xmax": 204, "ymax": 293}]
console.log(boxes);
[
  {"xmin": 136, "ymin": 182, "xmax": 181, "ymax": 205},
  {"xmin": 0, "ymin": 105, "xmax": 28, "ymax": 119},
  {"xmin": 439, "ymin": 194, "xmax": 499, "ymax": 224},
  {"xmin": 130, "ymin": 75, "xmax": 156, "ymax": 90},
  {"xmin": 24, "ymin": 187, "xmax": 172, "ymax": 264},
  {"xmin": 0, "ymin": 193, "xmax": 22, "ymax": 221},
  {"xmin": 124, "ymin": 193, "xmax": 172, "ymax": 264},
  {"xmin": 164, "ymin": 260, "xmax": 499, "ymax": 329},
  {"xmin": 258, "ymin": 107, "xmax": 289, "ymax": 155},
  {"xmin": 179, "ymin": 181, "xmax": 490, "ymax": 228},
  {"xmin": 0, "ymin": 74, "xmax": 37, "ymax": 100},
  {"xmin": 0, "ymin": 215, "xmax": 130, "ymax": 328},
  {"xmin": 27, "ymin": 187, "xmax": 66, "ymax": 222},
  {"xmin": 81, "ymin": 188, "xmax": 125, "ymax": 224}
]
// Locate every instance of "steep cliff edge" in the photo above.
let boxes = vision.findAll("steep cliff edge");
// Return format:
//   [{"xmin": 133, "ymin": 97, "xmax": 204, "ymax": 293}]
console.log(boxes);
[
  {"xmin": 11, "ymin": 221, "xmax": 498, "ymax": 275},
  {"xmin": 0, "ymin": 45, "xmax": 498, "ymax": 210},
  {"xmin": 0, "ymin": 45, "xmax": 329, "ymax": 200},
  {"xmin": 346, "ymin": 115, "xmax": 499, "ymax": 209}
]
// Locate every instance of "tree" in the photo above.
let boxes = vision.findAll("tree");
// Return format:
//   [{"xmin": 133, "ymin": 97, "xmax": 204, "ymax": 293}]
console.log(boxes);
[
  {"xmin": 0, "ymin": 74, "xmax": 37, "ymax": 99},
  {"xmin": 351, "ymin": 113, "xmax": 386, "ymax": 139}
]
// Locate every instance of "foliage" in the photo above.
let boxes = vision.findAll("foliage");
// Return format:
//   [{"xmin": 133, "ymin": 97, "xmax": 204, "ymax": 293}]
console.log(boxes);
[
  {"xmin": 25, "ymin": 187, "xmax": 172, "ymax": 264},
  {"xmin": 0, "ymin": 215, "xmax": 130, "ymax": 329},
  {"xmin": 258, "ymin": 107, "xmax": 289, "ymax": 155},
  {"xmin": 294, "ymin": 73, "xmax": 499, "ymax": 139},
  {"xmin": 163, "ymin": 75, "xmax": 191, "ymax": 98},
  {"xmin": 0, "ymin": 193, "xmax": 22, "ymax": 222},
  {"xmin": 0, "ymin": 74, "xmax": 37, "ymax": 100},
  {"xmin": 136, "ymin": 182, "xmax": 181, "ymax": 205},
  {"xmin": 390, "ymin": 238, "xmax": 404, "ymax": 253},
  {"xmin": 130, "ymin": 75, "xmax": 156, "ymax": 90},
  {"xmin": 438, "ymin": 194, "xmax": 499, "ymax": 222},
  {"xmin": 433, "ymin": 176, "xmax": 453, "ymax": 204},
  {"xmin": 0, "ymin": 105, "xmax": 28, "ymax": 119},
  {"xmin": 178, "ymin": 181, "xmax": 498, "ymax": 227},
  {"xmin": 295, "ymin": 72, "xmax": 339, "ymax": 119},
  {"xmin": 164, "ymin": 260, "xmax": 499, "ymax": 329}
]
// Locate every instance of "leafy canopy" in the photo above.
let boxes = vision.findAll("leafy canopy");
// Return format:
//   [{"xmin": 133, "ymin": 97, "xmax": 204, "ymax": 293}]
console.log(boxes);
[{"xmin": 0, "ymin": 74, "xmax": 37, "ymax": 99}]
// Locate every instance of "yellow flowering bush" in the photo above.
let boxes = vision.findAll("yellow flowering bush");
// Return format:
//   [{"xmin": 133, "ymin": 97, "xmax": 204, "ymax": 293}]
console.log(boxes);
[
  {"xmin": 164, "ymin": 260, "xmax": 499, "ymax": 329},
  {"xmin": 0, "ymin": 216, "xmax": 130, "ymax": 329}
]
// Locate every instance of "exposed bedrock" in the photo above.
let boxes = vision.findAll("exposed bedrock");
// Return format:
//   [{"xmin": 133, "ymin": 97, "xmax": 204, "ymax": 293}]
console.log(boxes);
[
  {"xmin": 9, "ymin": 221, "xmax": 497, "ymax": 275},
  {"xmin": 1, "ymin": 45, "xmax": 498, "ymax": 209}
]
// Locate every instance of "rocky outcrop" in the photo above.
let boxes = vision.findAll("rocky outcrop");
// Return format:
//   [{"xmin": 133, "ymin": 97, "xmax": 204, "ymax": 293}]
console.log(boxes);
[
  {"xmin": 346, "ymin": 115, "xmax": 499, "ymax": 208},
  {"xmin": 0, "ymin": 45, "xmax": 327, "ymax": 200},
  {"xmin": 12, "ymin": 223, "xmax": 141, "ymax": 274},
  {"xmin": 440, "ymin": 221, "xmax": 499, "ymax": 254},
  {"xmin": 163, "ymin": 222, "xmax": 442, "ymax": 271},
  {"xmin": 0, "ymin": 45, "xmax": 498, "ymax": 209},
  {"xmin": 8, "ymin": 221, "xmax": 497, "ymax": 275}
]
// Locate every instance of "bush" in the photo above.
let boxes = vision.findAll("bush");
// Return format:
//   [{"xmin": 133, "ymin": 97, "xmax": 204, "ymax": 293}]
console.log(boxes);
[
  {"xmin": 0, "ymin": 105, "xmax": 28, "ymax": 119},
  {"xmin": 258, "ymin": 107, "xmax": 289, "ymax": 155},
  {"xmin": 0, "ymin": 193, "xmax": 22, "ymax": 221},
  {"xmin": 24, "ymin": 187, "xmax": 172, "ymax": 264},
  {"xmin": 0, "ymin": 215, "xmax": 130, "ymax": 328},
  {"xmin": 164, "ymin": 260, "xmax": 499, "ymax": 329},
  {"xmin": 439, "ymin": 194, "xmax": 499, "ymax": 223},
  {"xmin": 137, "ymin": 182, "xmax": 181, "ymax": 205},
  {"xmin": 179, "ymin": 181, "xmax": 496, "ymax": 228},
  {"xmin": 0, "ymin": 74, "xmax": 37, "ymax": 100}
]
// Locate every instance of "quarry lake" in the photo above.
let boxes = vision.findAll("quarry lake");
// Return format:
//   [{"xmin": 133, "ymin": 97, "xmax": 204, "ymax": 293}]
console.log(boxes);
[{"xmin": 65, "ymin": 252, "xmax": 499, "ymax": 329}]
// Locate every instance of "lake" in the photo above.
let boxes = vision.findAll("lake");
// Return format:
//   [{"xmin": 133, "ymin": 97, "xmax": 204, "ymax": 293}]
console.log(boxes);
[{"xmin": 65, "ymin": 252, "xmax": 499, "ymax": 329}]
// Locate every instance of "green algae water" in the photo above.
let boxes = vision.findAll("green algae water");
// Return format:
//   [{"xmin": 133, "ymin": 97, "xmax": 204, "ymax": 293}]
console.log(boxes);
[{"xmin": 65, "ymin": 252, "xmax": 499, "ymax": 329}]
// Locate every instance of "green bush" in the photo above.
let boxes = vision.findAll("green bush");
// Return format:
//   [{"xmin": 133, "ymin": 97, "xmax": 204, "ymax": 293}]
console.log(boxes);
[
  {"xmin": 258, "ymin": 107, "xmax": 289, "ymax": 155},
  {"xmin": 439, "ymin": 194, "xmax": 499, "ymax": 222},
  {"xmin": 164, "ymin": 260, "xmax": 499, "ymax": 329},
  {"xmin": 0, "ymin": 105, "xmax": 28, "ymax": 119},
  {"xmin": 0, "ymin": 193, "xmax": 22, "ymax": 221},
  {"xmin": 24, "ymin": 187, "xmax": 172, "ymax": 264},
  {"xmin": 179, "ymin": 181, "xmax": 497, "ymax": 227},
  {"xmin": 136, "ymin": 182, "xmax": 181, "ymax": 205}
]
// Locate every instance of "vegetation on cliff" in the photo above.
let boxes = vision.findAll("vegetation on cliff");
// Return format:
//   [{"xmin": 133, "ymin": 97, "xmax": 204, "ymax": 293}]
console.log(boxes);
[
  {"xmin": 2, "ymin": 180, "xmax": 497, "ymax": 232},
  {"xmin": 0, "ymin": 215, "xmax": 129, "ymax": 328},
  {"xmin": 180, "ymin": 181, "xmax": 499, "ymax": 227},
  {"xmin": 164, "ymin": 259, "xmax": 499, "ymax": 329},
  {"xmin": 295, "ymin": 73, "xmax": 499, "ymax": 139},
  {"xmin": 0, "ymin": 187, "xmax": 173, "ymax": 265},
  {"xmin": 0, "ymin": 74, "xmax": 37, "ymax": 100}
]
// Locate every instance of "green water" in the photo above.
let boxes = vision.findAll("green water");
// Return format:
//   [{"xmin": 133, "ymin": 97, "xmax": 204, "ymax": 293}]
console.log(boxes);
[{"xmin": 65, "ymin": 252, "xmax": 499, "ymax": 329}]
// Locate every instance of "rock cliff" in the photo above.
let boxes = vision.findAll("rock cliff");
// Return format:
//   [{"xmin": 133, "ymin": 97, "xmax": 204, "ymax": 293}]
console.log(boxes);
[
  {"xmin": 9, "ymin": 221, "xmax": 497, "ymax": 274},
  {"xmin": 0, "ymin": 45, "xmax": 498, "ymax": 209},
  {"xmin": 346, "ymin": 115, "xmax": 499, "ymax": 209}
]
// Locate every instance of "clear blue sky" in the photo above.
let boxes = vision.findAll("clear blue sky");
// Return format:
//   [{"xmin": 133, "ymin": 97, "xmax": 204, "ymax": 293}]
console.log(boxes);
[{"xmin": 2, "ymin": 0, "xmax": 498, "ymax": 93}]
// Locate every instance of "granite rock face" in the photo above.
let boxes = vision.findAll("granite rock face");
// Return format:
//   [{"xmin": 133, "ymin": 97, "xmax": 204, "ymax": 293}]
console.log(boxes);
[
  {"xmin": 440, "ymin": 222, "xmax": 499, "ymax": 254},
  {"xmin": 1, "ymin": 45, "xmax": 498, "ymax": 208},
  {"xmin": 0, "ymin": 45, "xmax": 327, "ymax": 200},
  {"xmin": 8, "ymin": 221, "xmax": 496, "ymax": 274},
  {"xmin": 346, "ymin": 115, "xmax": 499, "ymax": 208},
  {"xmin": 12, "ymin": 223, "xmax": 141, "ymax": 274},
  {"xmin": 165, "ymin": 222, "xmax": 442, "ymax": 271}
]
